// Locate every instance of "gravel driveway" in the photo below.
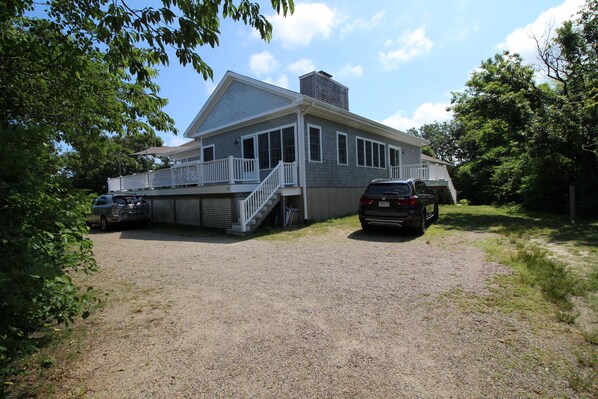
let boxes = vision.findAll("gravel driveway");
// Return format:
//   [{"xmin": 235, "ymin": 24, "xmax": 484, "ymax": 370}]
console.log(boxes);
[{"xmin": 53, "ymin": 225, "xmax": 580, "ymax": 398}]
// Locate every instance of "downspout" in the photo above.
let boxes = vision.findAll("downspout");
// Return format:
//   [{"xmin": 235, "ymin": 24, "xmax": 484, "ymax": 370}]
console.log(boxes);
[{"xmin": 296, "ymin": 102, "xmax": 314, "ymax": 220}]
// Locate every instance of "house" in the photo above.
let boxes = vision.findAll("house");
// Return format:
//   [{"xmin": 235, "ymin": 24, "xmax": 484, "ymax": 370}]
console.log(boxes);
[{"xmin": 107, "ymin": 70, "xmax": 457, "ymax": 233}]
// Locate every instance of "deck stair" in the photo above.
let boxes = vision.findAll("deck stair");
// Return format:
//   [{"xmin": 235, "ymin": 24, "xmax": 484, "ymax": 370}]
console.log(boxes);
[
  {"xmin": 227, "ymin": 161, "xmax": 297, "ymax": 235},
  {"xmin": 228, "ymin": 193, "xmax": 281, "ymax": 235}
]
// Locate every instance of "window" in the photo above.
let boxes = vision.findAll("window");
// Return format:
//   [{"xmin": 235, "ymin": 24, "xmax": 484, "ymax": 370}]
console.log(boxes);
[
  {"xmin": 356, "ymin": 137, "xmax": 386, "ymax": 168},
  {"xmin": 258, "ymin": 133, "xmax": 269, "ymax": 169},
  {"xmin": 337, "ymin": 132, "xmax": 348, "ymax": 165},
  {"xmin": 308, "ymin": 125, "xmax": 322, "ymax": 162},
  {"xmin": 357, "ymin": 138, "xmax": 364, "ymax": 166},
  {"xmin": 257, "ymin": 126, "xmax": 296, "ymax": 169},
  {"xmin": 202, "ymin": 145, "xmax": 215, "ymax": 162},
  {"xmin": 269, "ymin": 130, "xmax": 282, "ymax": 166},
  {"xmin": 282, "ymin": 127, "xmax": 295, "ymax": 163}
]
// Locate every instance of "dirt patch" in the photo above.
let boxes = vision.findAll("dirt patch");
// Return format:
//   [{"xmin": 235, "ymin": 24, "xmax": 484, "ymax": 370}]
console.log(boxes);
[{"xmin": 31, "ymin": 226, "xmax": 586, "ymax": 398}]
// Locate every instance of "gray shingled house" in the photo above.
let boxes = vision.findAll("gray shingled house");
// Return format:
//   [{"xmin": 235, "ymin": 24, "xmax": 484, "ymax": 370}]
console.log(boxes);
[{"xmin": 108, "ymin": 70, "xmax": 456, "ymax": 233}]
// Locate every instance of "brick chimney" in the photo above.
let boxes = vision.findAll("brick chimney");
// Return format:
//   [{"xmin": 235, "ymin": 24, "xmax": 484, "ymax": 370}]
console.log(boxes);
[{"xmin": 299, "ymin": 71, "xmax": 349, "ymax": 111}]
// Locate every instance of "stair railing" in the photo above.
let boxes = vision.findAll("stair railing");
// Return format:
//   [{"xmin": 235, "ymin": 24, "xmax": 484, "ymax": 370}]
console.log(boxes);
[{"xmin": 238, "ymin": 161, "xmax": 285, "ymax": 232}]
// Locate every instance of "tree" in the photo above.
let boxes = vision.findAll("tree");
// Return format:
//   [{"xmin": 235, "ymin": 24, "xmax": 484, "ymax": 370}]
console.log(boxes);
[
  {"xmin": 62, "ymin": 133, "xmax": 168, "ymax": 194},
  {"xmin": 449, "ymin": 51, "xmax": 541, "ymax": 204},
  {"xmin": 407, "ymin": 120, "xmax": 465, "ymax": 164},
  {"xmin": 524, "ymin": 0, "xmax": 597, "ymax": 214},
  {"xmin": 0, "ymin": 0, "xmax": 294, "ymax": 387}
]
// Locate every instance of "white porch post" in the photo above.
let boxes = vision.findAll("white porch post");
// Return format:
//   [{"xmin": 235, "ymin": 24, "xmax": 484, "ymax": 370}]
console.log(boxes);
[
  {"xmin": 148, "ymin": 170, "xmax": 152, "ymax": 189},
  {"xmin": 293, "ymin": 161, "xmax": 298, "ymax": 186},
  {"xmin": 170, "ymin": 167, "xmax": 175, "ymax": 188},
  {"xmin": 228, "ymin": 155, "xmax": 235, "ymax": 184},
  {"xmin": 278, "ymin": 160, "xmax": 284, "ymax": 186},
  {"xmin": 197, "ymin": 162, "xmax": 204, "ymax": 186},
  {"xmin": 253, "ymin": 159, "xmax": 259, "ymax": 182}
]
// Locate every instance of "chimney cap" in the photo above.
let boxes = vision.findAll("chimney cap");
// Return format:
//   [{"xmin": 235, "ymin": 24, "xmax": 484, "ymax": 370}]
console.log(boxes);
[{"xmin": 318, "ymin": 70, "xmax": 333, "ymax": 78}]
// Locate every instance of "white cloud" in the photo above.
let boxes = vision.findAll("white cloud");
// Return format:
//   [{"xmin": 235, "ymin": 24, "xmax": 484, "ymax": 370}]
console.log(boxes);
[
  {"xmin": 249, "ymin": 51, "xmax": 279, "ymax": 76},
  {"xmin": 268, "ymin": 2, "xmax": 337, "ymax": 47},
  {"xmin": 379, "ymin": 26, "xmax": 433, "ymax": 70},
  {"xmin": 341, "ymin": 11, "xmax": 385, "ymax": 37},
  {"xmin": 337, "ymin": 64, "xmax": 364, "ymax": 79},
  {"xmin": 264, "ymin": 74, "xmax": 290, "ymax": 89},
  {"xmin": 287, "ymin": 58, "xmax": 315, "ymax": 75},
  {"xmin": 381, "ymin": 102, "xmax": 452, "ymax": 131},
  {"xmin": 497, "ymin": 0, "xmax": 584, "ymax": 64}
]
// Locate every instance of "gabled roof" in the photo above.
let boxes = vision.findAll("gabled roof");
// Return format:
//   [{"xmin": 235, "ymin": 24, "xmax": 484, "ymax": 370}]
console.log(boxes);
[{"xmin": 183, "ymin": 70, "xmax": 428, "ymax": 148}]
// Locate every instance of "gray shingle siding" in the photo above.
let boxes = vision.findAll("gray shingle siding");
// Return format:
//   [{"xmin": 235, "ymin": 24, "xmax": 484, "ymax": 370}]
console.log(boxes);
[
  {"xmin": 202, "ymin": 114, "xmax": 297, "ymax": 161},
  {"xmin": 197, "ymin": 81, "xmax": 293, "ymax": 134},
  {"xmin": 304, "ymin": 115, "xmax": 420, "ymax": 189}
]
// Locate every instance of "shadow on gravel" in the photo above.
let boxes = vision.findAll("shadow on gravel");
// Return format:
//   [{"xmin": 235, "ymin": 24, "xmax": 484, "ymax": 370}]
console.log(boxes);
[
  {"xmin": 347, "ymin": 227, "xmax": 419, "ymax": 243},
  {"xmin": 439, "ymin": 212, "xmax": 598, "ymax": 249},
  {"xmin": 90, "ymin": 223, "xmax": 241, "ymax": 245}
]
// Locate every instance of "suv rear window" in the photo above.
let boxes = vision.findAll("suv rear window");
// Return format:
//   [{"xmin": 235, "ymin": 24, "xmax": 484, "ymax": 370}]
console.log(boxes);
[{"xmin": 365, "ymin": 183, "xmax": 411, "ymax": 196}]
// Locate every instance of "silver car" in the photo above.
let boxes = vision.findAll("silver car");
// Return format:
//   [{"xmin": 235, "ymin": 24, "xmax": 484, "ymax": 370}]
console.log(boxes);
[{"xmin": 88, "ymin": 194, "xmax": 151, "ymax": 231}]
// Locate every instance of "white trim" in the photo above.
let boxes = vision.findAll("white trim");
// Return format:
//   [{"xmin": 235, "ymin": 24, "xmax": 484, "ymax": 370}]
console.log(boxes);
[
  {"xmin": 336, "ymin": 131, "xmax": 348, "ymax": 166},
  {"xmin": 307, "ymin": 124, "xmax": 323, "ymax": 163},
  {"xmin": 297, "ymin": 108, "xmax": 308, "ymax": 220},
  {"xmin": 355, "ymin": 136, "xmax": 386, "ymax": 169},
  {"xmin": 388, "ymin": 145, "xmax": 402, "ymax": 167},
  {"xmin": 254, "ymin": 123, "xmax": 297, "ymax": 171}
]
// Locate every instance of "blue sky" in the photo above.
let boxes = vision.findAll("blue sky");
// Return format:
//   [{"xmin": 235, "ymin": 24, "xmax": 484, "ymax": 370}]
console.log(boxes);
[{"xmin": 155, "ymin": 0, "xmax": 585, "ymax": 147}]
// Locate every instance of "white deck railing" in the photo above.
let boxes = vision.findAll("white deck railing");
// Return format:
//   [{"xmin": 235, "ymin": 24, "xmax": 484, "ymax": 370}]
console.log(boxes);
[
  {"xmin": 238, "ymin": 161, "xmax": 297, "ymax": 232},
  {"xmin": 107, "ymin": 156, "xmax": 260, "ymax": 192},
  {"xmin": 390, "ymin": 163, "xmax": 457, "ymax": 203}
]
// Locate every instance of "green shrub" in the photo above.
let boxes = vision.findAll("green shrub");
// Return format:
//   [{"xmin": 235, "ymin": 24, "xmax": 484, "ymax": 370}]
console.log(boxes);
[{"xmin": 0, "ymin": 126, "xmax": 96, "ymax": 389}]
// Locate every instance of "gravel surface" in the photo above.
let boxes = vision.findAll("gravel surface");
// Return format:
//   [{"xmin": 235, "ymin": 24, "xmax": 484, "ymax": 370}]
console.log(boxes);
[{"xmin": 51, "ymin": 225, "xmax": 582, "ymax": 398}]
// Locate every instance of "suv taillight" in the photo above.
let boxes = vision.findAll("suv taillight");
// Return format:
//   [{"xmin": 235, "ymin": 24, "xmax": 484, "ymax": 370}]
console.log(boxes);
[
  {"xmin": 359, "ymin": 196, "xmax": 374, "ymax": 206},
  {"xmin": 397, "ymin": 196, "xmax": 418, "ymax": 206}
]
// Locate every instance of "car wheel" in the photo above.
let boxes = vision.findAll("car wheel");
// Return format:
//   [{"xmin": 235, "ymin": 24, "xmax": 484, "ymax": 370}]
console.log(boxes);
[
  {"xmin": 415, "ymin": 210, "xmax": 427, "ymax": 235},
  {"xmin": 431, "ymin": 202, "xmax": 439, "ymax": 223},
  {"xmin": 100, "ymin": 216, "xmax": 110, "ymax": 232}
]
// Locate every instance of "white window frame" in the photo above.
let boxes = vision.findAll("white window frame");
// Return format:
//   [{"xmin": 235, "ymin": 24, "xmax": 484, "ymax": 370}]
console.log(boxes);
[
  {"xmin": 388, "ymin": 145, "xmax": 402, "ymax": 167},
  {"xmin": 254, "ymin": 123, "xmax": 297, "ymax": 170},
  {"xmin": 202, "ymin": 144, "xmax": 215, "ymax": 162},
  {"xmin": 336, "ymin": 131, "xmax": 348, "ymax": 166},
  {"xmin": 355, "ymin": 136, "xmax": 386, "ymax": 169},
  {"xmin": 307, "ymin": 124, "xmax": 323, "ymax": 163}
]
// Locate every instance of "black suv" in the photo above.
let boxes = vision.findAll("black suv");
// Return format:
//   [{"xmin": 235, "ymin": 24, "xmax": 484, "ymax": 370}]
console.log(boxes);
[
  {"xmin": 358, "ymin": 179, "xmax": 438, "ymax": 234},
  {"xmin": 87, "ymin": 194, "xmax": 151, "ymax": 231}
]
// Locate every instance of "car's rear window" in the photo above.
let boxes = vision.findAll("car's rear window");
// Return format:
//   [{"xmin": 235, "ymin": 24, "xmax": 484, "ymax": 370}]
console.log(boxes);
[{"xmin": 365, "ymin": 183, "xmax": 411, "ymax": 196}]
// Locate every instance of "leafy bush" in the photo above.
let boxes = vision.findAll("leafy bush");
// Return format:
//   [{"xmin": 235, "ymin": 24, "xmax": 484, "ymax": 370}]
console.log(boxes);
[{"xmin": 0, "ymin": 126, "xmax": 96, "ymax": 388}]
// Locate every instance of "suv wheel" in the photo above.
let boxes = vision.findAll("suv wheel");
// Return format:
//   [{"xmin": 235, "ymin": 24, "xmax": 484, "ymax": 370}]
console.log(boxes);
[
  {"xmin": 431, "ymin": 202, "xmax": 439, "ymax": 223},
  {"xmin": 415, "ymin": 210, "xmax": 426, "ymax": 235},
  {"xmin": 100, "ymin": 216, "xmax": 110, "ymax": 232}
]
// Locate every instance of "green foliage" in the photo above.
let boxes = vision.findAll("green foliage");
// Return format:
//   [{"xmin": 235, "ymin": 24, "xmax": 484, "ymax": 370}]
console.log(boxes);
[
  {"xmin": 0, "ymin": 126, "xmax": 96, "ymax": 389},
  {"xmin": 407, "ymin": 120, "xmax": 465, "ymax": 164},
  {"xmin": 448, "ymin": 1, "xmax": 597, "ymax": 215},
  {"xmin": 62, "ymin": 133, "xmax": 168, "ymax": 194},
  {"xmin": 0, "ymin": 0, "xmax": 294, "ymax": 392}
]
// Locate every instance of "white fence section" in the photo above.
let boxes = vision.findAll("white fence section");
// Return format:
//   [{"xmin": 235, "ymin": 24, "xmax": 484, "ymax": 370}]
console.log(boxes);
[
  {"xmin": 390, "ymin": 163, "xmax": 457, "ymax": 203},
  {"xmin": 107, "ymin": 156, "xmax": 260, "ymax": 191},
  {"xmin": 238, "ymin": 161, "xmax": 297, "ymax": 232}
]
